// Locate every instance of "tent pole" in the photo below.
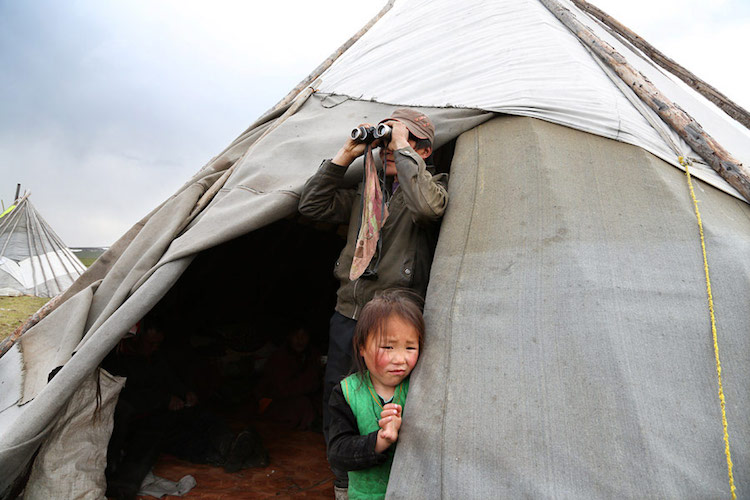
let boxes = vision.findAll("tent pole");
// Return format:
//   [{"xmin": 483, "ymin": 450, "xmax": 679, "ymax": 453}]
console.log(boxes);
[
  {"xmin": 259, "ymin": 0, "xmax": 395, "ymax": 120},
  {"xmin": 14, "ymin": 184, "xmax": 20, "ymax": 203},
  {"xmin": 24, "ymin": 207, "xmax": 41, "ymax": 296},
  {"xmin": 29, "ymin": 203, "xmax": 65, "ymax": 295},
  {"xmin": 570, "ymin": 0, "xmax": 750, "ymax": 131},
  {"xmin": 538, "ymin": 0, "xmax": 750, "ymax": 203}
]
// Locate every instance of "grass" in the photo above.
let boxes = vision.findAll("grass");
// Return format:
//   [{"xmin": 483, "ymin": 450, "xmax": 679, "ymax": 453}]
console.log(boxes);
[
  {"xmin": 0, "ymin": 252, "xmax": 96, "ymax": 343},
  {"xmin": 0, "ymin": 296, "xmax": 50, "ymax": 342}
]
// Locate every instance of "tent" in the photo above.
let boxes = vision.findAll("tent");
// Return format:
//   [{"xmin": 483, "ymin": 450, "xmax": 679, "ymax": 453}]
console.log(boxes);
[
  {"xmin": 1, "ymin": 0, "xmax": 748, "ymax": 497},
  {"xmin": 0, "ymin": 193, "xmax": 86, "ymax": 298}
]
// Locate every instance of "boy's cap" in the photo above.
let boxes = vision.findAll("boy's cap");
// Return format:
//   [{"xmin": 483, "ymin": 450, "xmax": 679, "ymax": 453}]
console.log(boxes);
[{"xmin": 382, "ymin": 108, "xmax": 434, "ymax": 144}]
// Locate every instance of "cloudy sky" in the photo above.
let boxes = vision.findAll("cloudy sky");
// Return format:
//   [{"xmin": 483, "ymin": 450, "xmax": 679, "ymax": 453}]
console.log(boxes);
[{"xmin": 1, "ymin": 0, "xmax": 748, "ymax": 246}]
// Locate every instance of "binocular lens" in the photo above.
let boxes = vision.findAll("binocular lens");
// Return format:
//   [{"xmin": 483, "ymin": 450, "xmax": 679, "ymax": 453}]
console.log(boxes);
[
  {"xmin": 350, "ymin": 126, "xmax": 371, "ymax": 141},
  {"xmin": 374, "ymin": 124, "xmax": 392, "ymax": 139},
  {"xmin": 350, "ymin": 124, "xmax": 392, "ymax": 143}
]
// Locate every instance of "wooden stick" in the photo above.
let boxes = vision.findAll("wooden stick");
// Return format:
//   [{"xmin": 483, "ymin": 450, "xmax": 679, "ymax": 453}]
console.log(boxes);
[
  {"xmin": 539, "ymin": 0, "xmax": 750, "ymax": 203},
  {"xmin": 571, "ymin": 0, "xmax": 750, "ymax": 131},
  {"xmin": 259, "ymin": 0, "xmax": 395, "ymax": 120}
]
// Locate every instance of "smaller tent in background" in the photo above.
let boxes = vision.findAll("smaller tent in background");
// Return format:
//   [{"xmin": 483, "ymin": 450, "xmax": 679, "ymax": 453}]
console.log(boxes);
[{"xmin": 0, "ymin": 192, "xmax": 86, "ymax": 297}]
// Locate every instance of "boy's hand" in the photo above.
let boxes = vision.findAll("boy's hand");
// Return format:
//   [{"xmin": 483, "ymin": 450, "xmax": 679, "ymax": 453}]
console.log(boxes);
[
  {"xmin": 375, "ymin": 403, "xmax": 402, "ymax": 453},
  {"xmin": 382, "ymin": 121, "xmax": 410, "ymax": 151},
  {"xmin": 332, "ymin": 123, "xmax": 373, "ymax": 167}
]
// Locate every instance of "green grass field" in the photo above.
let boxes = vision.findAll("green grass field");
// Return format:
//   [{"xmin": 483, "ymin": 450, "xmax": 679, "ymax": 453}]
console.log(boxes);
[{"xmin": 0, "ymin": 296, "xmax": 50, "ymax": 342}]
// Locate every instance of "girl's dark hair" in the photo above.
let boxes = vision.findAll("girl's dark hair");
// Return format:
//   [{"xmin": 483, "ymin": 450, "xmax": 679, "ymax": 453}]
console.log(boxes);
[{"xmin": 351, "ymin": 288, "xmax": 426, "ymax": 376}]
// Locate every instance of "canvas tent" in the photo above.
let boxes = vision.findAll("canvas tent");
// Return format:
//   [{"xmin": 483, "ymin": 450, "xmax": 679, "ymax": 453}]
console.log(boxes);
[
  {"xmin": 0, "ymin": 193, "xmax": 86, "ymax": 298},
  {"xmin": 0, "ymin": 0, "xmax": 748, "ymax": 498}
]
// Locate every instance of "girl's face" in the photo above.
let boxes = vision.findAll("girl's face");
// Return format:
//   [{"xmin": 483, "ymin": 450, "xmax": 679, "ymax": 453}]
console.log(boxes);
[{"xmin": 360, "ymin": 314, "xmax": 420, "ymax": 397}]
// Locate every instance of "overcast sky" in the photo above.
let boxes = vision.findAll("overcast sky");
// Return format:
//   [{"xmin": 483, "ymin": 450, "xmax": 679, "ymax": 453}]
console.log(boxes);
[{"xmin": 1, "ymin": 0, "xmax": 748, "ymax": 246}]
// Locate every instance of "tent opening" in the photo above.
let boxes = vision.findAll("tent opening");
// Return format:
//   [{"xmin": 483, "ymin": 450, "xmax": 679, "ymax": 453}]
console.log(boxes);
[
  {"xmin": 101, "ymin": 137, "xmax": 458, "ymax": 496},
  {"xmin": 102, "ymin": 217, "xmax": 342, "ymax": 496}
]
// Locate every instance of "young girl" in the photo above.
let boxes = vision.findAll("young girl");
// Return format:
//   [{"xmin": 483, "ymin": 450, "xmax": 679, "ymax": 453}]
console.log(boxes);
[{"xmin": 327, "ymin": 289, "xmax": 425, "ymax": 499}]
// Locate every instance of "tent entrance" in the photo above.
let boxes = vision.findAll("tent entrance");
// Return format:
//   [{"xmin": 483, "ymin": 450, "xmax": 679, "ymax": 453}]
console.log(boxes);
[
  {"xmin": 105, "ymin": 217, "xmax": 343, "ymax": 497},
  {"xmin": 104, "ymin": 137, "xmax": 458, "ymax": 496}
]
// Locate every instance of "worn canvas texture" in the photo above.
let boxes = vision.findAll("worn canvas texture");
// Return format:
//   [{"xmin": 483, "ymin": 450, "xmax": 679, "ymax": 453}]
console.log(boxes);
[
  {"xmin": 25, "ymin": 369, "xmax": 125, "ymax": 500},
  {"xmin": 387, "ymin": 116, "xmax": 749, "ymax": 498},
  {"xmin": 318, "ymin": 0, "xmax": 750, "ymax": 201}
]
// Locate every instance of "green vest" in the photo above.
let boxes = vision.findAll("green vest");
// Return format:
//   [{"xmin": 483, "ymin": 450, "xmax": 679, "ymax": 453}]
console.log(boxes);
[{"xmin": 341, "ymin": 372, "xmax": 410, "ymax": 500}]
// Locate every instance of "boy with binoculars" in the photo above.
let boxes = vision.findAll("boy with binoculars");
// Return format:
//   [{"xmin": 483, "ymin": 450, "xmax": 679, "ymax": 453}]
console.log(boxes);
[{"xmin": 298, "ymin": 108, "xmax": 447, "ymax": 498}]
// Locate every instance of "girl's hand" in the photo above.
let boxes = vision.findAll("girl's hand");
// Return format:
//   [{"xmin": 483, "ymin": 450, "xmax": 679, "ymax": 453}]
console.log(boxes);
[
  {"xmin": 375, "ymin": 404, "xmax": 402, "ymax": 453},
  {"xmin": 382, "ymin": 403, "xmax": 402, "ymax": 419}
]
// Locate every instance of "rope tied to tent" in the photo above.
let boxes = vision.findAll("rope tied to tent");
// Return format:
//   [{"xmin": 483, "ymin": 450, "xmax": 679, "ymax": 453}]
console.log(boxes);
[{"xmin": 680, "ymin": 155, "xmax": 736, "ymax": 500}]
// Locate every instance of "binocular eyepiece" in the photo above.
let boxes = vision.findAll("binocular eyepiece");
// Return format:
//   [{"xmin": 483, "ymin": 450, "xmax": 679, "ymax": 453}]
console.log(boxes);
[{"xmin": 350, "ymin": 124, "xmax": 392, "ymax": 144}]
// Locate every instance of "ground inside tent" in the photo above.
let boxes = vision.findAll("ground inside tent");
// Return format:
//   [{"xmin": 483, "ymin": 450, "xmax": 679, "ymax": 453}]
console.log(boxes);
[{"xmin": 147, "ymin": 421, "xmax": 332, "ymax": 499}]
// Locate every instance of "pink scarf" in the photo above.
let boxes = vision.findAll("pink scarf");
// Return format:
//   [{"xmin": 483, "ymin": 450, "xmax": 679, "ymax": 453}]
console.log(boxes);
[{"xmin": 349, "ymin": 146, "xmax": 389, "ymax": 280}]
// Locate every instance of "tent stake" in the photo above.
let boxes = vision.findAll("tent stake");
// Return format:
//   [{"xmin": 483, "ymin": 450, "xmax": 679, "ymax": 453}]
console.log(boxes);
[
  {"xmin": 571, "ymin": 0, "xmax": 750, "ymax": 131},
  {"xmin": 538, "ymin": 0, "xmax": 750, "ymax": 203}
]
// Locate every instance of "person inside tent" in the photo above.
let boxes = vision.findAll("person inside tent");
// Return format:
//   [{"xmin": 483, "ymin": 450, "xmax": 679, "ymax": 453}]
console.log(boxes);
[
  {"xmin": 298, "ymin": 108, "xmax": 446, "ymax": 496},
  {"xmin": 255, "ymin": 322, "xmax": 322, "ymax": 430},
  {"xmin": 103, "ymin": 317, "xmax": 268, "ymax": 500}
]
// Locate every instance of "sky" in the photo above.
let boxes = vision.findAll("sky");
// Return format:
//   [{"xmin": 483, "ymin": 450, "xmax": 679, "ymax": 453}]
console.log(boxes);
[{"xmin": 1, "ymin": 0, "xmax": 748, "ymax": 247}]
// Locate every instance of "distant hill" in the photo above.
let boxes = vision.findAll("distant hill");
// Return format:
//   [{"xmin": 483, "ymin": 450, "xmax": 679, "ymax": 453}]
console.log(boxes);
[{"xmin": 70, "ymin": 247, "xmax": 108, "ymax": 267}]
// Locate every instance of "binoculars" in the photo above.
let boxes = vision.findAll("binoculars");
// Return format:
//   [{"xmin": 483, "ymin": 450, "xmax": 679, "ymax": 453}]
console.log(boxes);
[{"xmin": 350, "ymin": 124, "xmax": 392, "ymax": 144}]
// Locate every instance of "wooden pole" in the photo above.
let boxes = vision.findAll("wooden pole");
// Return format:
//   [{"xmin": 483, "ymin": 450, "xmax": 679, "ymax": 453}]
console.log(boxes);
[
  {"xmin": 570, "ymin": 0, "xmax": 750, "ymax": 131},
  {"xmin": 538, "ymin": 0, "xmax": 750, "ymax": 203},
  {"xmin": 14, "ymin": 184, "xmax": 20, "ymax": 203},
  {"xmin": 259, "ymin": 0, "xmax": 395, "ymax": 120}
]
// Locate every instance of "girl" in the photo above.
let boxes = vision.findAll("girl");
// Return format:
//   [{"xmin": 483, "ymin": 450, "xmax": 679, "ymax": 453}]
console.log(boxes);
[{"xmin": 327, "ymin": 289, "xmax": 425, "ymax": 499}]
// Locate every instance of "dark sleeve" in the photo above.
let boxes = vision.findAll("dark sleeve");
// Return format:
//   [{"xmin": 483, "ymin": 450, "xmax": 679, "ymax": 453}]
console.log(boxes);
[
  {"xmin": 327, "ymin": 383, "xmax": 388, "ymax": 471},
  {"xmin": 298, "ymin": 160, "xmax": 358, "ymax": 224},
  {"xmin": 394, "ymin": 147, "xmax": 449, "ymax": 225}
]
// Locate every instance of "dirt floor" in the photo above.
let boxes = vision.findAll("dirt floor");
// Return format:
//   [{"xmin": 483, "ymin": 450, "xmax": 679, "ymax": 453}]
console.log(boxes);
[{"xmin": 143, "ymin": 422, "xmax": 334, "ymax": 499}]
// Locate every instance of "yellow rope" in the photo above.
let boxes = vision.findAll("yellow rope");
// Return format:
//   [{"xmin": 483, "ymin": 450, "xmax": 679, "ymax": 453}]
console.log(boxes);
[{"xmin": 680, "ymin": 156, "xmax": 736, "ymax": 500}]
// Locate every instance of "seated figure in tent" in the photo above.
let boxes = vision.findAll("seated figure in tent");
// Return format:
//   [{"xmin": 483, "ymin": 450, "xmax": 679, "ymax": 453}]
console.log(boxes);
[
  {"xmin": 103, "ymin": 318, "xmax": 268, "ymax": 499},
  {"xmin": 298, "ymin": 108, "xmax": 445, "ymax": 493},
  {"xmin": 256, "ymin": 323, "xmax": 322, "ymax": 430}
]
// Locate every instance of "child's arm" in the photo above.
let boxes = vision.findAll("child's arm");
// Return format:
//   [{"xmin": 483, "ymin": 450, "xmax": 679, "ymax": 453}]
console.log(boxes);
[
  {"xmin": 327, "ymin": 384, "xmax": 389, "ymax": 471},
  {"xmin": 375, "ymin": 403, "xmax": 402, "ymax": 453}
]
